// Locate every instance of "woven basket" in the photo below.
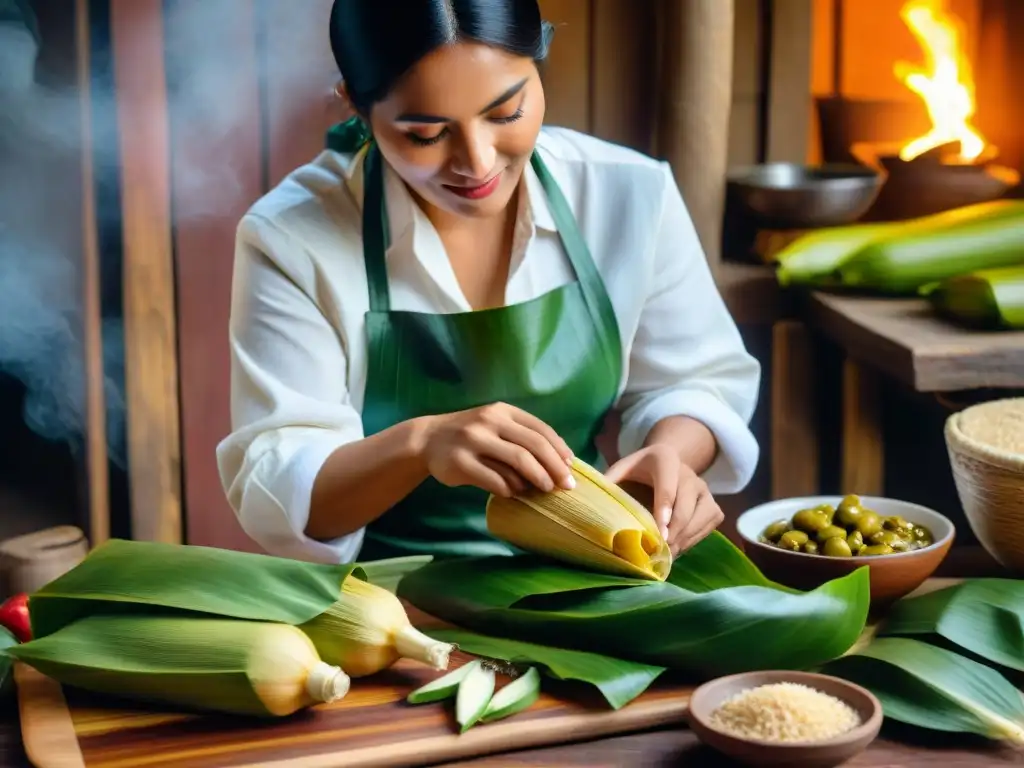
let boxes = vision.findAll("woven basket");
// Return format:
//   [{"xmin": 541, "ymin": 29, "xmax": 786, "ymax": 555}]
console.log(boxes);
[{"xmin": 945, "ymin": 398, "xmax": 1024, "ymax": 571}]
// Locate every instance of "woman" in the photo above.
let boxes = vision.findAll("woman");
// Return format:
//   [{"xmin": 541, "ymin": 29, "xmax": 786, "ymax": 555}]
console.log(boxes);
[{"xmin": 216, "ymin": 0, "xmax": 761, "ymax": 565}]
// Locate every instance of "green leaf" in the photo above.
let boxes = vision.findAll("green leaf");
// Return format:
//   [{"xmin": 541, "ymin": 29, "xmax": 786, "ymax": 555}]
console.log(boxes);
[
  {"xmin": 0, "ymin": 625, "xmax": 17, "ymax": 701},
  {"xmin": 880, "ymin": 579, "xmax": 1024, "ymax": 673},
  {"xmin": 426, "ymin": 628, "xmax": 664, "ymax": 710},
  {"xmin": 358, "ymin": 556, "xmax": 434, "ymax": 594},
  {"xmin": 823, "ymin": 637, "xmax": 1024, "ymax": 743},
  {"xmin": 398, "ymin": 532, "xmax": 870, "ymax": 678},
  {"xmin": 28, "ymin": 539, "xmax": 361, "ymax": 638}
]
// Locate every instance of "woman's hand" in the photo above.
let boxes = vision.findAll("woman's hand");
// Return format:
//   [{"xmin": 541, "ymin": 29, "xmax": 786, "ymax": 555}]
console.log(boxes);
[
  {"xmin": 418, "ymin": 403, "xmax": 576, "ymax": 498},
  {"xmin": 604, "ymin": 444, "xmax": 724, "ymax": 556}
]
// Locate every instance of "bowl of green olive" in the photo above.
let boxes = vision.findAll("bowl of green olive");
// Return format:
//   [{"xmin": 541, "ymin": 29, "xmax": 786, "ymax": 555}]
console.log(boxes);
[{"xmin": 736, "ymin": 495, "xmax": 955, "ymax": 605}]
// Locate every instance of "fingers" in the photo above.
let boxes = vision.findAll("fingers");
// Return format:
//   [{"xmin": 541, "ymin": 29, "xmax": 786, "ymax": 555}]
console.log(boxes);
[
  {"xmin": 479, "ymin": 456, "xmax": 527, "ymax": 496},
  {"xmin": 603, "ymin": 453, "xmax": 639, "ymax": 486},
  {"xmin": 650, "ymin": 453, "xmax": 680, "ymax": 539},
  {"xmin": 670, "ymin": 487, "xmax": 724, "ymax": 555},
  {"xmin": 467, "ymin": 428, "xmax": 562, "ymax": 493},
  {"xmin": 507, "ymin": 407, "xmax": 575, "ymax": 465},
  {"xmin": 499, "ymin": 421, "xmax": 576, "ymax": 491},
  {"xmin": 450, "ymin": 449, "xmax": 518, "ymax": 498}
]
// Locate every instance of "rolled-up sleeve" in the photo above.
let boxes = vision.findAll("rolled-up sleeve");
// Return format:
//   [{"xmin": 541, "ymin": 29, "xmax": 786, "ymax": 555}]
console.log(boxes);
[
  {"xmin": 216, "ymin": 214, "xmax": 366, "ymax": 563},
  {"xmin": 616, "ymin": 164, "xmax": 762, "ymax": 493}
]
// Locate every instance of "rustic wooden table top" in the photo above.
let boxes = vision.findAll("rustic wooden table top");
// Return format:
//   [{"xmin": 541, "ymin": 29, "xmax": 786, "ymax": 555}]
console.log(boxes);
[
  {"xmin": 2, "ymin": 703, "xmax": 1021, "ymax": 767},
  {"xmin": 808, "ymin": 291, "xmax": 1024, "ymax": 392}
]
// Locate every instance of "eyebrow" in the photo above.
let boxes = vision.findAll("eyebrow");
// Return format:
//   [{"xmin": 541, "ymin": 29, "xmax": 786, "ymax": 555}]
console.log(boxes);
[{"xmin": 395, "ymin": 78, "xmax": 529, "ymax": 124}]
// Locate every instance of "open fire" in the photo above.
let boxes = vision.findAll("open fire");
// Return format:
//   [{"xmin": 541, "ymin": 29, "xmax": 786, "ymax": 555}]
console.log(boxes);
[
  {"xmin": 895, "ymin": 0, "xmax": 988, "ymax": 165},
  {"xmin": 896, "ymin": 0, "xmax": 987, "ymax": 164}
]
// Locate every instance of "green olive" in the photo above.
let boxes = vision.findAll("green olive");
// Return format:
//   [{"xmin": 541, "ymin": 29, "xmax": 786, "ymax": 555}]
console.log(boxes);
[
  {"xmin": 814, "ymin": 504, "xmax": 837, "ymax": 524},
  {"xmin": 803, "ymin": 541, "xmax": 819, "ymax": 555},
  {"xmin": 822, "ymin": 537, "xmax": 853, "ymax": 557},
  {"xmin": 817, "ymin": 525, "xmax": 848, "ymax": 543},
  {"xmin": 883, "ymin": 515, "xmax": 912, "ymax": 535},
  {"xmin": 860, "ymin": 543, "xmax": 894, "ymax": 556},
  {"xmin": 762, "ymin": 519, "xmax": 791, "ymax": 542},
  {"xmin": 792, "ymin": 508, "xmax": 830, "ymax": 533},
  {"xmin": 778, "ymin": 530, "xmax": 809, "ymax": 551},
  {"xmin": 868, "ymin": 530, "xmax": 903, "ymax": 547},
  {"xmin": 912, "ymin": 526, "xmax": 933, "ymax": 545},
  {"xmin": 847, "ymin": 530, "xmax": 864, "ymax": 553},
  {"xmin": 835, "ymin": 498, "xmax": 863, "ymax": 527},
  {"xmin": 855, "ymin": 511, "xmax": 883, "ymax": 537}
]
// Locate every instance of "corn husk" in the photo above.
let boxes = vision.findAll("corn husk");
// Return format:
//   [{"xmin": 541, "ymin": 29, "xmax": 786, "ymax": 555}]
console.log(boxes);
[
  {"xmin": 824, "ymin": 637, "xmax": 1024, "ymax": 744},
  {"xmin": 922, "ymin": 265, "xmax": 1024, "ymax": 330},
  {"xmin": 26, "ymin": 540, "xmax": 449, "ymax": 676},
  {"xmin": 775, "ymin": 200, "xmax": 1024, "ymax": 292},
  {"xmin": 4, "ymin": 615, "xmax": 350, "ymax": 717},
  {"xmin": 299, "ymin": 573, "xmax": 452, "ymax": 677},
  {"xmin": 397, "ymin": 531, "xmax": 870, "ymax": 688},
  {"xmin": 486, "ymin": 457, "xmax": 671, "ymax": 581}
]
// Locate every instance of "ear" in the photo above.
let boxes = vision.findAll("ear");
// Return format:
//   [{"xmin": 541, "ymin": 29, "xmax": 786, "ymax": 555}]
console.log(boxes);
[{"xmin": 333, "ymin": 79, "xmax": 357, "ymax": 119}]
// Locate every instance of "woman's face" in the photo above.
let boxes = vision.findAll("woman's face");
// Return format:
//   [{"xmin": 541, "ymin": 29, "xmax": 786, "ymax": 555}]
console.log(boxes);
[{"xmin": 366, "ymin": 41, "xmax": 545, "ymax": 221}]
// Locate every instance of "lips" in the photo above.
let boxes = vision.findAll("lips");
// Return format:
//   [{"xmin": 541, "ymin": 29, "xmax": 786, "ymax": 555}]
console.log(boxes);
[{"xmin": 442, "ymin": 171, "xmax": 503, "ymax": 200}]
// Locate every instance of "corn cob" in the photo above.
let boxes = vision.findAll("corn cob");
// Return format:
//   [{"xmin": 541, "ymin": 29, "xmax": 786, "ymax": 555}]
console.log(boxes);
[
  {"xmin": 922, "ymin": 265, "xmax": 1024, "ymax": 329},
  {"xmin": 299, "ymin": 573, "xmax": 454, "ymax": 677},
  {"xmin": 775, "ymin": 200, "xmax": 1024, "ymax": 291},
  {"xmin": 485, "ymin": 457, "xmax": 671, "ymax": 581},
  {"xmin": 4, "ymin": 615, "xmax": 350, "ymax": 717}
]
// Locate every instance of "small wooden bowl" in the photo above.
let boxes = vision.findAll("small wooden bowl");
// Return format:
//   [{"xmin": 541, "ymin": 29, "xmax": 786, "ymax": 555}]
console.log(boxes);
[
  {"xmin": 736, "ymin": 496, "xmax": 955, "ymax": 607},
  {"xmin": 687, "ymin": 670, "xmax": 883, "ymax": 767}
]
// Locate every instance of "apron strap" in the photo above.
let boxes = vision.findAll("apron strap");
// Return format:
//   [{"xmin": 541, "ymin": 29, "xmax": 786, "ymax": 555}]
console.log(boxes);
[{"xmin": 361, "ymin": 145, "xmax": 392, "ymax": 312}]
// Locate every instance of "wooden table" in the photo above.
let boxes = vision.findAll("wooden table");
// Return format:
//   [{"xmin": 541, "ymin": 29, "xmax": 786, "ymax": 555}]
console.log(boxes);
[
  {"xmin": 807, "ymin": 291, "xmax": 1024, "ymax": 496},
  {"xmin": 2, "ymin": 701, "xmax": 1020, "ymax": 767}
]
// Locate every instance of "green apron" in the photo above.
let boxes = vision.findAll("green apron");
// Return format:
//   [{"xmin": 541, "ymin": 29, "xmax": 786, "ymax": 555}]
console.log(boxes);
[{"xmin": 327, "ymin": 121, "xmax": 623, "ymax": 560}]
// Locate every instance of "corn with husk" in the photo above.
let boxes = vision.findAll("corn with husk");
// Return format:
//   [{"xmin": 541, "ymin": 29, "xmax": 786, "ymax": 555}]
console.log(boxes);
[
  {"xmin": 26, "ymin": 540, "xmax": 453, "ymax": 678},
  {"xmin": 921, "ymin": 265, "xmax": 1024, "ymax": 330},
  {"xmin": 485, "ymin": 457, "xmax": 671, "ymax": 581},
  {"xmin": 775, "ymin": 200, "xmax": 1024, "ymax": 291},
  {"xmin": 299, "ymin": 573, "xmax": 452, "ymax": 677},
  {"xmin": 4, "ymin": 615, "xmax": 350, "ymax": 717}
]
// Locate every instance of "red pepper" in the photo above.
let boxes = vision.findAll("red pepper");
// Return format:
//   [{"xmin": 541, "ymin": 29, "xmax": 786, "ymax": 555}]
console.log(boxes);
[{"xmin": 0, "ymin": 593, "xmax": 31, "ymax": 642}]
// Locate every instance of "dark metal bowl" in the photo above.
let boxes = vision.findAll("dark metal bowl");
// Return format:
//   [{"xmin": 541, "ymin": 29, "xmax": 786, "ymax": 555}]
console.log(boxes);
[{"xmin": 726, "ymin": 162, "xmax": 886, "ymax": 230}]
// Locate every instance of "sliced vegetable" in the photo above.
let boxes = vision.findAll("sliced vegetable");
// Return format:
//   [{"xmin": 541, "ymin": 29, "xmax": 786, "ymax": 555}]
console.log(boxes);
[
  {"xmin": 823, "ymin": 637, "xmax": 1024, "ymax": 744},
  {"xmin": 922, "ymin": 266, "xmax": 1024, "ymax": 330},
  {"xmin": 0, "ymin": 625, "xmax": 17, "ymax": 701},
  {"xmin": 879, "ymin": 579, "xmax": 1024, "ymax": 673},
  {"xmin": 426, "ymin": 628, "xmax": 664, "ymax": 710},
  {"xmin": 456, "ymin": 660, "xmax": 494, "ymax": 733},
  {"xmin": 0, "ymin": 593, "xmax": 31, "ymax": 642},
  {"xmin": 397, "ymin": 532, "xmax": 870, "ymax": 679},
  {"xmin": 481, "ymin": 667, "xmax": 541, "ymax": 723},
  {"xmin": 407, "ymin": 662, "xmax": 475, "ymax": 705}
]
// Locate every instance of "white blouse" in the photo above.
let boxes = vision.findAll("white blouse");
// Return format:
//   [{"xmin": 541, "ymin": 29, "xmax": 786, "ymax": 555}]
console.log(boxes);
[{"xmin": 216, "ymin": 126, "xmax": 762, "ymax": 564}]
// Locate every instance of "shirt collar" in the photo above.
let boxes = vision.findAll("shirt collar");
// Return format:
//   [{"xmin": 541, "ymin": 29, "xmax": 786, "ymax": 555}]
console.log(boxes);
[{"xmin": 340, "ymin": 148, "xmax": 559, "ymax": 259}]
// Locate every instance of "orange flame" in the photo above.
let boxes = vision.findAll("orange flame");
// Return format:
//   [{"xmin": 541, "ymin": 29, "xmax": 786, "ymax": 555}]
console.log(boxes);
[{"xmin": 896, "ymin": 0, "xmax": 987, "ymax": 162}]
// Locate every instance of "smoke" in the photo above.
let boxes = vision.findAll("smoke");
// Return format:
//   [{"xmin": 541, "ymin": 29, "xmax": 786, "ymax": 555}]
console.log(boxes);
[{"xmin": 0, "ymin": 1, "xmax": 340, "ymax": 472}]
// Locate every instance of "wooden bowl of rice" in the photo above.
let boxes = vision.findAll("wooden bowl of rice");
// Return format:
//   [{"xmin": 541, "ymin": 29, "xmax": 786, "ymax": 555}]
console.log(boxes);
[
  {"xmin": 687, "ymin": 670, "xmax": 882, "ymax": 767},
  {"xmin": 945, "ymin": 398, "xmax": 1024, "ymax": 571}
]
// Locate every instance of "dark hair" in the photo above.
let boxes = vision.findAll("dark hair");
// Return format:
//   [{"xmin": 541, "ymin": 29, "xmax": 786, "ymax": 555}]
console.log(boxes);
[{"xmin": 330, "ymin": 0, "xmax": 554, "ymax": 113}]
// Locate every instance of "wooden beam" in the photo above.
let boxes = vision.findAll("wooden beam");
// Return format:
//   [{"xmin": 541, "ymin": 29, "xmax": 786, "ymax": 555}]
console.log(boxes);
[
  {"xmin": 770, "ymin": 321, "xmax": 820, "ymax": 498},
  {"xmin": 764, "ymin": 0, "xmax": 813, "ymax": 163},
  {"xmin": 74, "ymin": 0, "xmax": 108, "ymax": 547},
  {"xmin": 109, "ymin": 0, "xmax": 182, "ymax": 543},
  {"xmin": 841, "ymin": 357, "xmax": 884, "ymax": 496}
]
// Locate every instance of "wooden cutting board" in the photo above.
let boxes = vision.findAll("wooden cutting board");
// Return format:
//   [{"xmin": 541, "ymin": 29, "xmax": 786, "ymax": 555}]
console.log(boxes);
[{"xmin": 16, "ymin": 647, "xmax": 693, "ymax": 768}]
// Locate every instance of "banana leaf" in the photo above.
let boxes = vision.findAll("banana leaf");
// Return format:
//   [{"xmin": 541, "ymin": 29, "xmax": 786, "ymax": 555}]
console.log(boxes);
[
  {"xmin": 397, "ymin": 532, "xmax": 870, "ymax": 678},
  {"xmin": 26, "ymin": 539, "xmax": 369, "ymax": 638},
  {"xmin": 823, "ymin": 637, "xmax": 1024, "ymax": 744},
  {"xmin": 879, "ymin": 579, "xmax": 1024, "ymax": 674},
  {"xmin": 425, "ymin": 627, "xmax": 665, "ymax": 710},
  {"xmin": 359, "ymin": 555, "xmax": 434, "ymax": 593},
  {"xmin": 775, "ymin": 222, "xmax": 896, "ymax": 288}
]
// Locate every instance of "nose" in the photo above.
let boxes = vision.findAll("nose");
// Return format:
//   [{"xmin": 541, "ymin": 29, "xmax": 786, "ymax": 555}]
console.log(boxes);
[{"xmin": 450, "ymin": 126, "xmax": 496, "ymax": 181}]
